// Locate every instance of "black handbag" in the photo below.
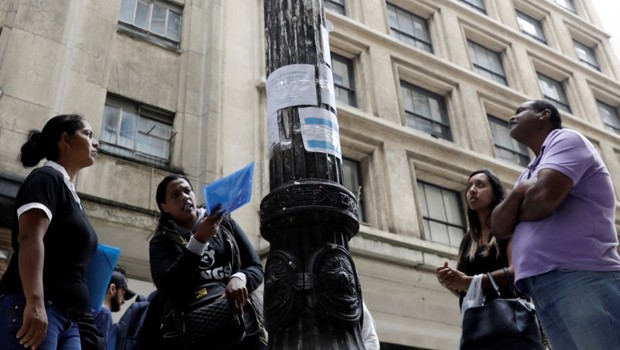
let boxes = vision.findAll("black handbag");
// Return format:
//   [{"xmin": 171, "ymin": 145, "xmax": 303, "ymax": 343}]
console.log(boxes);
[
  {"xmin": 460, "ymin": 269, "xmax": 544, "ymax": 350},
  {"xmin": 176, "ymin": 282, "xmax": 245, "ymax": 350}
]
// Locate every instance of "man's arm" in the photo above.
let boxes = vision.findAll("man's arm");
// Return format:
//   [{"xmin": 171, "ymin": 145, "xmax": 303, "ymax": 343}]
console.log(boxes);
[
  {"xmin": 491, "ymin": 184, "xmax": 528, "ymax": 239},
  {"xmin": 519, "ymin": 168, "xmax": 573, "ymax": 221},
  {"xmin": 492, "ymin": 168, "xmax": 573, "ymax": 239}
]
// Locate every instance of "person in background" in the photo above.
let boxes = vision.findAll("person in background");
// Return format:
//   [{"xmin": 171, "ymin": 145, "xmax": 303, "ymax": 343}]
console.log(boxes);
[
  {"xmin": 149, "ymin": 174, "xmax": 266, "ymax": 349},
  {"xmin": 492, "ymin": 100, "xmax": 620, "ymax": 349},
  {"xmin": 93, "ymin": 269, "xmax": 136, "ymax": 343},
  {"xmin": 436, "ymin": 169, "xmax": 517, "ymax": 304},
  {"xmin": 0, "ymin": 114, "xmax": 99, "ymax": 349},
  {"xmin": 362, "ymin": 302, "xmax": 379, "ymax": 350}
]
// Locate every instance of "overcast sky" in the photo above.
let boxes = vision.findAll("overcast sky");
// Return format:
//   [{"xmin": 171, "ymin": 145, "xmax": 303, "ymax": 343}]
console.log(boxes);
[{"xmin": 591, "ymin": 0, "xmax": 620, "ymax": 60}]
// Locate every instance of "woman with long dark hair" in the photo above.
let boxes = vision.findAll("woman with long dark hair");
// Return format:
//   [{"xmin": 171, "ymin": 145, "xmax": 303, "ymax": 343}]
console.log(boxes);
[
  {"xmin": 0, "ymin": 114, "xmax": 99, "ymax": 349},
  {"xmin": 436, "ymin": 169, "xmax": 516, "ymax": 304}
]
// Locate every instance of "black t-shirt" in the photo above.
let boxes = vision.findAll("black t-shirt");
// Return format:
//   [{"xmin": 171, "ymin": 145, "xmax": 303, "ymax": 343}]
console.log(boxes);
[
  {"xmin": 193, "ymin": 229, "xmax": 234, "ymax": 282},
  {"xmin": 0, "ymin": 166, "xmax": 98, "ymax": 312}
]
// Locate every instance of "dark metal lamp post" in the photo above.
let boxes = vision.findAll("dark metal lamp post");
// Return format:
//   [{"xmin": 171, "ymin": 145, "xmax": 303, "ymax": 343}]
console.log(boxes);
[{"xmin": 260, "ymin": 0, "xmax": 365, "ymax": 348}]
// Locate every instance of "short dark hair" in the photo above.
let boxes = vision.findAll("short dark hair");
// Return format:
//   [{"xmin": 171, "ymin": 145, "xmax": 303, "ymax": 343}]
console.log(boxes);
[
  {"xmin": 19, "ymin": 114, "xmax": 85, "ymax": 167},
  {"xmin": 529, "ymin": 100, "xmax": 562, "ymax": 130}
]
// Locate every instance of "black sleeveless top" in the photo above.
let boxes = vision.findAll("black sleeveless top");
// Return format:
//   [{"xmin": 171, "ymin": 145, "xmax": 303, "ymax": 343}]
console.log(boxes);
[{"xmin": 458, "ymin": 235, "xmax": 517, "ymax": 306}]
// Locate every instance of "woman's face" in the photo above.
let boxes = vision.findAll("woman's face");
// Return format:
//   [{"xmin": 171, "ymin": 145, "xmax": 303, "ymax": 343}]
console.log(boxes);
[
  {"xmin": 466, "ymin": 173, "xmax": 494, "ymax": 212},
  {"xmin": 159, "ymin": 178, "xmax": 198, "ymax": 225},
  {"xmin": 66, "ymin": 120, "xmax": 99, "ymax": 168}
]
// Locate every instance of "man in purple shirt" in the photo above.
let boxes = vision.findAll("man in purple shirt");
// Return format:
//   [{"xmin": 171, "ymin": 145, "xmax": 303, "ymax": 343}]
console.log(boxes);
[{"xmin": 492, "ymin": 100, "xmax": 620, "ymax": 349}]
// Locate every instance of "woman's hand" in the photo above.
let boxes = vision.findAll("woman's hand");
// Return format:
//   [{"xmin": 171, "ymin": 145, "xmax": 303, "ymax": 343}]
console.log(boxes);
[
  {"xmin": 225, "ymin": 277, "xmax": 248, "ymax": 315},
  {"xmin": 16, "ymin": 301, "xmax": 47, "ymax": 349},
  {"xmin": 436, "ymin": 262, "xmax": 471, "ymax": 293},
  {"xmin": 436, "ymin": 262, "xmax": 459, "ymax": 294},
  {"xmin": 194, "ymin": 205, "xmax": 225, "ymax": 243}
]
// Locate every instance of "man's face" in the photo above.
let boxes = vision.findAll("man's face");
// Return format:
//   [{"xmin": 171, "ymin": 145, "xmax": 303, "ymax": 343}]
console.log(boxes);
[
  {"xmin": 110, "ymin": 287, "xmax": 127, "ymax": 312},
  {"xmin": 509, "ymin": 101, "xmax": 544, "ymax": 144}
]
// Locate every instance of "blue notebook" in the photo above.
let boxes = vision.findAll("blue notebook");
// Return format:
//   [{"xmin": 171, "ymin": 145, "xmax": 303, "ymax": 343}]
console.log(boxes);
[{"xmin": 204, "ymin": 162, "xmax": 255, "ymax": 215}]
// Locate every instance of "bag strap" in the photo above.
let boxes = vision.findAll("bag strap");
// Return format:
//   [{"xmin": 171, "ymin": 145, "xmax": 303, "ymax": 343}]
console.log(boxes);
[
  {"xmin": 487, "ymin": 267, "xmax": 517, "ymax": 299},
  {"xmin": 220, "ymin": 217, "xmax": 242, "ymax": 272},
  {"xmin": 220, "ymin": 217, "xmax": 265, "ymax": 334},
  {"xmin": 158, "ymin": 226, "xmax": 188, "ymax": 249},
  {"xmin": 502, "ymin": 267, "xmax": 518, "ymax": 295},
  {"xmin": 486, "ymin": 272, "xmax": 502, "ymax": 298}
]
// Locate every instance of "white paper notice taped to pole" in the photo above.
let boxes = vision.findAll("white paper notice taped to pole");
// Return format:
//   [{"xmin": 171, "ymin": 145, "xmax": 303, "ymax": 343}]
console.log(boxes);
[
  {"xmin": 299, "ymin": 107, "xmax": 342, "ymax": 160},
  {"xmin": 322, "ymin": 25, "xmax": 332, "ymax": 68},
  {"xmin": 318, "ymin": 63, "xmax": 336, "ymax": 110},
  {"xmin": 266, "ymin": 64, "xmax": 318, "ymax": 117}
]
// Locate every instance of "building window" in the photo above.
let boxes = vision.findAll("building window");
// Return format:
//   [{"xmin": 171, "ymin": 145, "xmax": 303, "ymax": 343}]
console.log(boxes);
[
  {"xmin": 332, "ymin": 54, "xmax": 357, "ymax": 107},
  {"xmin": 342, "ymin": 158, "xmax": 366, "ymax": 223},
  {"xmin": 516, "ymin": 11, "xmax": 546, "ymax": 44},
  {"xmin": 387, "ymin": 3, "xmax": 433, "ymax": 53},
  {"xmin": 574, "ymin": 40, "xmax": 600, "ymax": 71},
  {"xmin": 459, "ymin": 0, "xmax": 486, "ymax": 14},
  {"xmin": 597, "ymin": 100, "xmax": 620, "ymax": 135},
  {"xmin": 488, "ymin": 116, "xmax": 530, "ymax": 167},
  {"xmin": 100, "ymin": 95, "xmax": 174, "ymax": 167},
  {"xmin": 468, "ymin": 40, "xmax": 507, "ymax": 85},
  {"xmin": 118, "ymin": 0, "xmax": 182, "ymax": 49},
  {"xmin": 400, "ymin": 81, "xmax": 452, "ymax": 141},
  {"xmin": 325, "ymin": 0, "xmax": 345, "ymax": 15},
  {"xmin": 556, "ymin": 0, "xmax": 577, "ymax": 14},
  {"xmin": 537, "ymin": 73, "xmax": 571, "ymax": 113},
  {"xmin": 417, "ymin": 182, "xmax": 465, "ymax": 248}
]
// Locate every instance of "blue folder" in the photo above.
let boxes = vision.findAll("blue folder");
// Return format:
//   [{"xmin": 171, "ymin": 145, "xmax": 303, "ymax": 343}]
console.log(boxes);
[
  {"xmin": 85, "ymin": 243, "xmax": 121, "ymax": 311},
  {"xmin": 204, "ymin": 162, "xmax": 254, "ymax": 215}
]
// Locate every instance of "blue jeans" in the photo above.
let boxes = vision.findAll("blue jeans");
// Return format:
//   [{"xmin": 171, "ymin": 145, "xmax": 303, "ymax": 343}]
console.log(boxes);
[
  {"xmin": 0, "ymin": 294, "xmax": 81, "ymax": 350},
  {"xmin": 522, "ymin": 270, "xmax": 620, "ymax": 350}
]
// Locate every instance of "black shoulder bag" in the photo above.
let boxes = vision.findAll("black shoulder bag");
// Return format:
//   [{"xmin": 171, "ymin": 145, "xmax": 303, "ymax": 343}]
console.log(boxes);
[
  {"xmin": 176, "ymin": 281, "xmax": 245, "ymax": 349},
  {"xmin": 460, "ymin": 268, "xmax": 544, "ymax": 350}
]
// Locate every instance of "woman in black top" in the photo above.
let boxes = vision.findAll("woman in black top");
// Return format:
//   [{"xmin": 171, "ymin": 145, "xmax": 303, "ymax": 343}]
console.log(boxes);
[
  {"xmin": 0, "ymin": 114, "xmax": 99, "ymax": 349},
  {"xmin": 148, "ymin": 174, "xmax": 266, "ymax": 349},
  {"xmin": 436, "ymin": 169, "xmax": 517, "ymax": 304}
]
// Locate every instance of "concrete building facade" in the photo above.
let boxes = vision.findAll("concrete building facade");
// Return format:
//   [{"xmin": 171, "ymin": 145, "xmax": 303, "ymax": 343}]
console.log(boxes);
[{"xmin": 0, "ymin": 0, "xmax": 619, "ymax": 348}]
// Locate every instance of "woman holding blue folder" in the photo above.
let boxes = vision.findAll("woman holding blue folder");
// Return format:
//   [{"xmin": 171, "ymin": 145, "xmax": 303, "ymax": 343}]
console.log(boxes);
[
  {"xmin": 0, "ymin": 114, "xmax": 100, "ymax": 349},
  {"xmin": 147, "ymin": 174, "xmax": 266, "ymax": 349}
]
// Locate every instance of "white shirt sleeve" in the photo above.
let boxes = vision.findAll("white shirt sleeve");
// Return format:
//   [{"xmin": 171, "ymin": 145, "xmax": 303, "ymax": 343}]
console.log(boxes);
[
  {"xmin": 17, "ymin": 203, "xmax": 52, "ymax": 221},
  {"xmin": 362, "ymin": 302, "xmax": 380, "ymax": 350},
  {"xmin": 186, "ymin": 236, "xmax": 209, "ymax": 255},
  {"xmin": 231, "ymin": 272, "xmax": 247, "ymax": 285}
]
